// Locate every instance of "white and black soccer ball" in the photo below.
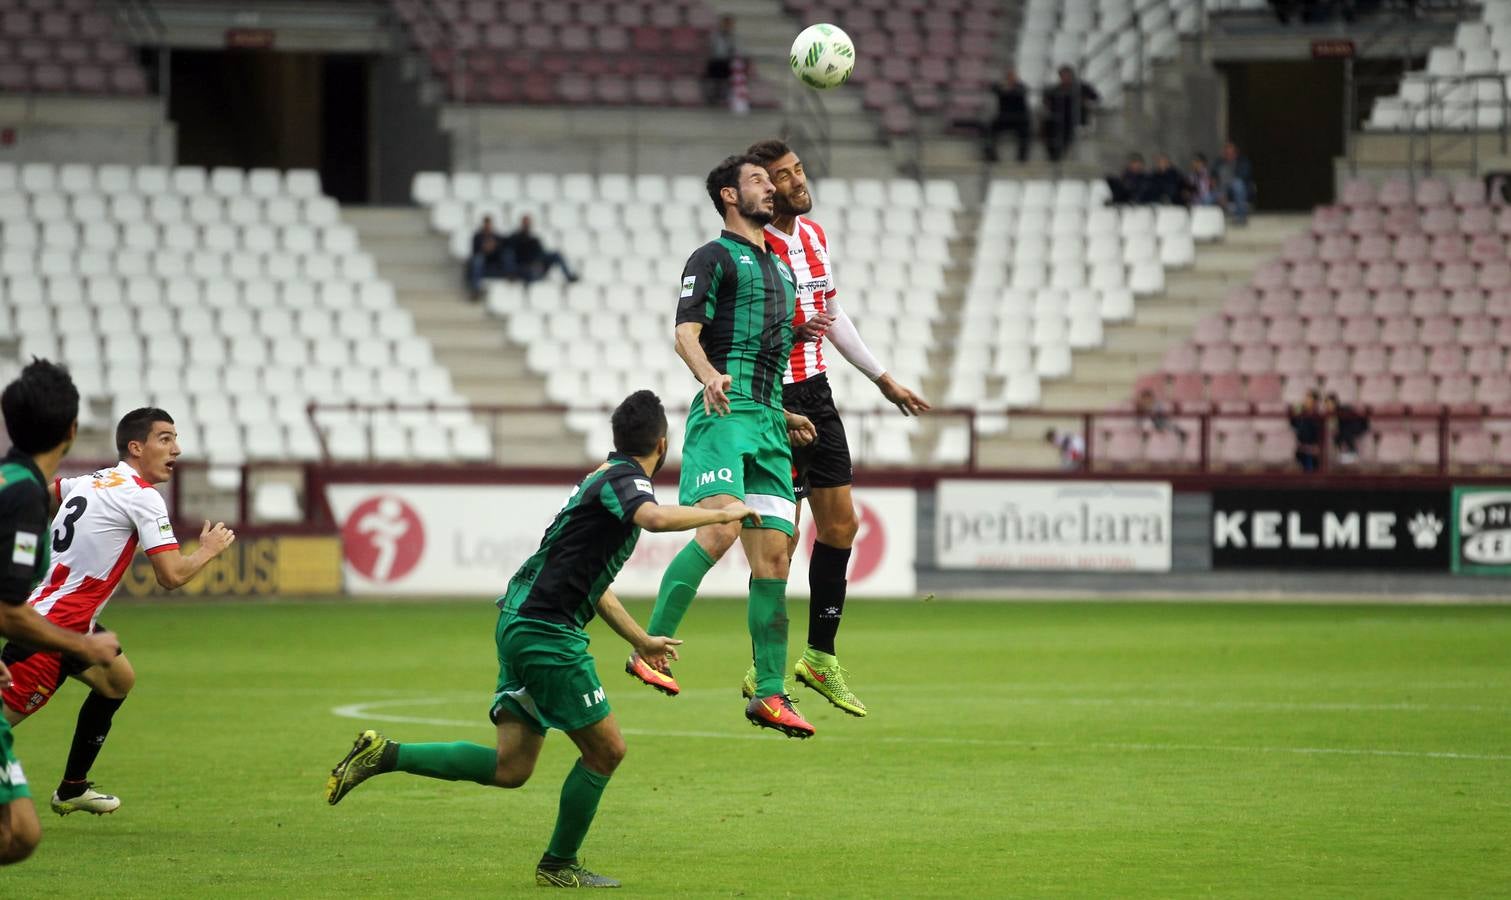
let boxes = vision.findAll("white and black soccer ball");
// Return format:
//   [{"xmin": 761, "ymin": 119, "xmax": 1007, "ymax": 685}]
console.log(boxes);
[{"xmin": 789, "ymin": 23, "xmax": 856, "ymax": 90}]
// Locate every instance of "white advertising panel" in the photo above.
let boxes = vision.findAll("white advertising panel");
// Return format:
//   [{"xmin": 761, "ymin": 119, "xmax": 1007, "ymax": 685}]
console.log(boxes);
[
  {"xmin": 326, "ymin": 483, "xmax": 915, "ymax": 597},
  {"xmin": 935, "ymin": 480, "xmax": 1172, "ymax": 571}
]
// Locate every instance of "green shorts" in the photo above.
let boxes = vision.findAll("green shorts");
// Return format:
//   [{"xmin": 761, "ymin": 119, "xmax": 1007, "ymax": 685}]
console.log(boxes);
[
  {"xmin": 0, "ymin": 718, "xmax": 30, "ymax": 804},
  {"xmin": 679, "ymin": 398, "xmax": 796, "ymax": 536},
  {"xmin": 489, "ymin": 611, "xmax": 610, "ymax": 737}
]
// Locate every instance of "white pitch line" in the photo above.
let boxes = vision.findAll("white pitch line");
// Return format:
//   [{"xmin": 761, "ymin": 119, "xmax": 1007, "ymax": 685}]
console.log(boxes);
[{"xmin": 329, "ymin": 697, "xmax": 1511, "ymax": 762}]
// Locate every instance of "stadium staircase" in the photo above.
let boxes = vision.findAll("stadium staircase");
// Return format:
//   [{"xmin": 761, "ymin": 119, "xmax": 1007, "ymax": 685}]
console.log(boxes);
[
  {"xmin": 343, "ymin": 206, "xmax": 576, "ymax": 465},
  {"xmin": 967, "ymin": 213, "xmax": 1310, "ymax": 469}
]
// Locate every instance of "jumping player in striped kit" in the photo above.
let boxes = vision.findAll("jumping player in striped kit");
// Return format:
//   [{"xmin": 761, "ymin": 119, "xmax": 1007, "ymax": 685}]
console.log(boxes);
[{"xmin": 742, "ymin": 138, "xmax": 930, "ymax": 715}]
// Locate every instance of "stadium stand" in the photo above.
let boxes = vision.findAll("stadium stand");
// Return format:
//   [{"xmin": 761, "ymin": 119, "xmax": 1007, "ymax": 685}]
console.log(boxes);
[
  {"xmin": 1367, "ymin": 5, "xmax": 1511, "ymax": 130},
  {"xmin": 949, "ymin": 179, "xmax": 1226, "ymax": 417},
  {"xmin": 389, "ymin": 0, "xmax": 781, "ymax": 108},
  {"xmin": 0, "ymin": 0, "xmax": 147, "ymax": 95},
  {"xmin": 410, "ymin": 170, "xmax": 958, "ymax": 466},
  {"xmin": 0, "ymin": 162, "xmax": 491, "ymax": 486},
  {"xmin": 779, "ymin": 0, "xmax": 1001, "ymax": 134},
  {"xmin": 1129, "ymin": 175, "xmax": 1511, "ymax": 470}
]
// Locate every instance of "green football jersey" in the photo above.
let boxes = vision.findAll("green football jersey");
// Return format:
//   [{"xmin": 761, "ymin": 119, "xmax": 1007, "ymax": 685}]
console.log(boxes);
[{"xmin": 675, "ymin": 230, "xmax": 798, "ymax": 409}]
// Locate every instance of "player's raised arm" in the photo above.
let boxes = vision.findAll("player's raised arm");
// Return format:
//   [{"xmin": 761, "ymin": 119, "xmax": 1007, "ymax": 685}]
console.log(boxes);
[
  {"xmin": 148, "ymin": 520, "xmax": 236, "ymax": 590},
  {"xmin": 632, "ymin": 498, "xmax": 760, "ymax": 532},
  {"xmin": 824, "ymin": 297, "xmax": 931, "ymax": 416},
  {"xmin": 594, "ymin": 587, "xmax": 681, "ymax": 671}
]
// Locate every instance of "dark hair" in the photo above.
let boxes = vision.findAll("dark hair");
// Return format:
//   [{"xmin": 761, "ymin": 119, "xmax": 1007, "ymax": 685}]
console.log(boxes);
[
  {"xmin": 1044, "ymin": 428, "xmax": 1058, "ymax": 443},
  {"xmin": 1, "ymin": 357, "xmax": 79, "ymax": 454},
  {"xmin": 116, "ymin": 407, "xmax": 175, "ymax": 458},
  {"xmin": 746, "ymin": 138, "xmax": 794, "ymax": 168},
  {"xmin": 706, "ymin": 154, "xmax": 756, "ymax": 216},
  {"xmin": 611, "ymin": 390, "xmax": 668, "ymax": 457}
]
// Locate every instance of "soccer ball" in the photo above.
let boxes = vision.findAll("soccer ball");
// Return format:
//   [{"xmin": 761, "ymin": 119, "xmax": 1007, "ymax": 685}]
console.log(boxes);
[{"xmin": 789, "ymin": 24, "xmax": 855, "ymax": 90}]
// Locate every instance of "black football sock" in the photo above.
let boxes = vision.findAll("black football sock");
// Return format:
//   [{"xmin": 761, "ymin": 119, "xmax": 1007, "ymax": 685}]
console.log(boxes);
[
  {"xmin": 59, "ymin": 692, "xmax": 125, "ymax": 795},
  {"xmin": 807, "ymin": 541, "xmax": 851, "ymax": 656}
]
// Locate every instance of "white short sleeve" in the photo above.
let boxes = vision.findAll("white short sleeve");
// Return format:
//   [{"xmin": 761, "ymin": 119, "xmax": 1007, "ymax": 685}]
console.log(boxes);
[{"xmin": 130, "ymin": 487, "xmax": 179, "ymax": 555}]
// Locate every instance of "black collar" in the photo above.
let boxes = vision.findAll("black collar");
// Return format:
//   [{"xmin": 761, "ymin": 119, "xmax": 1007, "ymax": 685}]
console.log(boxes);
[{"xmin": 606, "ymin": 452, "xmax": 648, "ymax": 477}]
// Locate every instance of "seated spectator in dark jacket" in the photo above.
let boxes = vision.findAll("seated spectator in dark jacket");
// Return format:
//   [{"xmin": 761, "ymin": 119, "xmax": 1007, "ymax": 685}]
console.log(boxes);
[
  {"xmin": 983, "ymin": 67, "xmax": 1031, "ymax": 163},
  {"xmin": 500, "ymin": 215, "xmax": 579, "ymax": 285},
  {"xmin": 465, "ymin": 215, "xmax": 506, "ymax": 300},
  {"xmin": 1107, "ymin": 153, "xmax": 1149, "ymax": 205},
  {"xmin": 1041, "ymin": 65, "xmax": 1099, "ymax": 162},
  {"xmin": 1324, "ymin": 392, "xmax": 1369, "ymax": 463},
  {"xmin": 1184, "ymin": 153, "xmax": 1218, "ymax": 206},
  {"xmin": 1213, "ymin": 141, "xmax": 1255, "ymax": 224},
  {"xmin": 1148, "ymin": 154, "xmax": 1185, "ymax": 204},
  {"xmin": 1290, "ymin": 389, "xmax": 1323, "ymax": 472},
  {"xmin": 1135, "ymin": 388, "xmax": 1187, "ymax": 440}
]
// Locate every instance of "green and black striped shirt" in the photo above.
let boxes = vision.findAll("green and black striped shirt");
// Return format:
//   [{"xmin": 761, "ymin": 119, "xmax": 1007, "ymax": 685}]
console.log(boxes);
[{"xmin": 675, "ymin": 230, "xmax": 798, "ymax": 409}]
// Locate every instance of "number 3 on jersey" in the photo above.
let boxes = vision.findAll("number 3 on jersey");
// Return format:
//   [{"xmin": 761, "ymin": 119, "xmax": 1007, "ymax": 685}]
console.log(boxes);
[{"xmin": 53, "ymin": 496, "xmax": 87, "ymax": 553}]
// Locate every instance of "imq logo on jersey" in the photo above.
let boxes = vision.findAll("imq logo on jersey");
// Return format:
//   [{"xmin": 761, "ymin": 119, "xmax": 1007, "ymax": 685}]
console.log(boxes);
[
  {"xmin": 1451, "ymin": 487, "xmax": 1511, "ymax": 575},
  {"xmin": 1212, "ymin": 490, "xmax": 1449, "ymax": 570}
]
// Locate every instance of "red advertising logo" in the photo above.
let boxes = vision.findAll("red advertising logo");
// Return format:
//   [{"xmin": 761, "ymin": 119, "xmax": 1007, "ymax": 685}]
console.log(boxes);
[
  {"xmin": 800, "ymin": 499, "xmax": 886, "ymax": 583},
  {"xmin": 342, "ymin": 496, "xmax": 424, "ymax": 582}
]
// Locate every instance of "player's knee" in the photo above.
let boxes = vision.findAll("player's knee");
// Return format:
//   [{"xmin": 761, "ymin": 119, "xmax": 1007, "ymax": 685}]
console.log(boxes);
[
  {"xmin": 818, "ymin": 514, "xmax": 859, "ymax": 548},
  {"xmin": 0, "ymin": 818, "xmax": 40, "ymax": 865},
  {"xmin": 585, "ymin": 736, "xmax": 626, "ymax": 775},
  {"xmin": 493, "ymin": 757, "xmax": 535, "ymax": 789},
  {"xmin": 750, "ymin": 545, "xmax": 790, "ymax": 580},
  {"xmin": 696, "ymin": 522, "xmax": 739, "ymax": 558}
]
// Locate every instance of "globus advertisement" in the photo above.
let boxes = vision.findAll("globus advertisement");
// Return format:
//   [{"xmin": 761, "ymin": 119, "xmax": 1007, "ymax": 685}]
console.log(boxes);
[{"xmin": 324, "ymin": 482, "xmax": 916, "ymax": 597}]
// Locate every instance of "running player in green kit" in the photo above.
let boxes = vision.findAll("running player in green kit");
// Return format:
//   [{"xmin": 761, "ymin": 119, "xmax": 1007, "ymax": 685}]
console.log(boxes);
[
  {"xmin": 325, "ymin": 391, "xmax": 757, "ymax": 889},
  {"xmin": 625, "ymin": 154, "xmax": 820, "ymax": 739}
]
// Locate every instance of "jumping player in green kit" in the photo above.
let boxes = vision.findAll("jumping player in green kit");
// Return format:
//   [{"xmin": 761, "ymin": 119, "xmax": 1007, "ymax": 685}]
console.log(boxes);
[
  {"xmin": 325, "ymin": 391, "xmax": 758, "ymax": 889},
  {"xmin": 624, "ymin": 154, "xmax": 821, "ymax": 739}
]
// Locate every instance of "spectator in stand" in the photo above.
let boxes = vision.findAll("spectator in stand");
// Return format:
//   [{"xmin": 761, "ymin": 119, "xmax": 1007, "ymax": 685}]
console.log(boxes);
[
  {"xmin": 1289, "ymin": 389, "xmax": 1323, "ymax": 472},
  {"xmin": 1045, "ymin": 428, "xmax": 1086, "ymax": 470},
  {"xmin": 1106, "ymin": 153, "xmax": 1150, "ymax": 205},
  {"xmin": 983, "ymin": 67, "xmax": 1032, "ymax": 164},
  {"xmin": 465, "ymin": 215, "xmax": 506, "ymax": 301},
  {"xmin": 1213, "ymin": 140, "xmax": 1255, "ymax": 225},
  {"xmin": 1041, "ymin": 65, "xmax": 1099, "ymax": 163},
  {"xmin": 1148, "ymin": 153, "xmax": 1185, "ymax": 204},
  {"xmin": 1184, "ymin": 153, "xmax": 1218, "ymax": 206},
  {"xmin": 704, "ymin": 15, "xmax": 739, "ymax": 105},
  {"xmin": 1135, "ymin": 388, "xmax": 1188, "ymax": 441},
  {"xmin": 1324, "ymin": 392, "xmax": 1369, "ymax": 464},
  {"xmin": 500, "ymin": 215, "xmax": 579, "ymax": 285}
]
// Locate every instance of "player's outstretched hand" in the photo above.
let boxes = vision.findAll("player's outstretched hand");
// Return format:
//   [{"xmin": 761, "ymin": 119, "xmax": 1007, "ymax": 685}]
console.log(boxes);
[
  {"xmin": 79, "ymin": 630, "xmax": 122, "ymax": 667},
  {"xmin": 201, "ymin": 520, "xmax": 237, "ymax": 555},
  {"xmin": 702, "ymin": 373, "xmax": 733, "ymax": 416},
  {"xmin": 721, "ymin": 501, "xmax": 761, "ymax": 527},
  {"xmin": 877, "ymin": 373, "xmax": 932, "ymax": 417},
  {"xmin": 793, "ymin": 311, "xmax": 835, "ymax": 343},
  {"xmin": 785, "ymin": 411, "xmax": 817, "ymax": 447},
  {"xmin": 635, "ymin": 635, "xmax": 683, "ymax": 670}
]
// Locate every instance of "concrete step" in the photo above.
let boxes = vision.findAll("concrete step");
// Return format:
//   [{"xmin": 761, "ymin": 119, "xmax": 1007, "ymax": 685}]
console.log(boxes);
[
  {"xmin": 1039, "ymin": 381, "xmax": 1130, "ymax": 408},
  {"xmin": 344, "ymin": 207, "xmax": 430, "ymax": 237}
]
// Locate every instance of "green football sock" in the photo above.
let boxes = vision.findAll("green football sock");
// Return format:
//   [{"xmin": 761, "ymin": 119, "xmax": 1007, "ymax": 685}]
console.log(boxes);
[
  {"xmin": 648, "ymin": 540, "xmax": 716, "ymax": 637},
  {"xmin": 748, "ymin": 577, "xmax": 790, "ymax": 696},
  {"xmin": 545, "ymin": 759, "xmax": 612, "ymax": 861},
  {"xmin": 393, "ymin": 741, "xmax": 497, "ymax": 785}
]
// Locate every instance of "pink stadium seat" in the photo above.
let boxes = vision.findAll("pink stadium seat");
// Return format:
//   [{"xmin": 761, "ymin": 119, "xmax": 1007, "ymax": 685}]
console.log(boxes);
[
  {"xmin": 1342, "ymin": 315, "xmax": 1381, "ymax": 345},
  {"xmin": 1199, "ymin": 344, "xmax": 1237, "ymax": 373},
  {"xmin": 1440, "ymin": 373, "xmax": 1478, "ymax": 412},
  {"xmin": 1304, "ymin": 316, "xmax": 1343, "ymax": 347},
  {"xmin": 1373, "ymin": 289, "xmax": 1410, "ymax": 317},
  {"xmin": 1274, "ymin": 345, "xmax": 1314, "ymax": 376},
  {"xmin": 1258, "ymin": 289, "xmax": 1297, "ymax": 318},
  {"xmin": 1419, "ymin": 316, "xmax": 1457, "ymax": 347},
  {"xmin": 1104, "ymin": 429, "xmax": 1145, "ymax": 465},
  {"xmin": 1401, "ymin": 261, "xmax": 1439, "ymax": 291},
  {"xmin": 1392, "ymin": 232, "xmax": 1429, "ymax": 262},
  {"xmin": 1413, "ymin": 431, "xmax": 1442, "ymax": 468},
  {"xmin": 1229, "ymin": 315, "xmax": 1266, "ymax": 346},
  {"xmin": 1462, "ymin": 208, "xmax": 1495, "ymax": 237},
  {"xmin": 1282, "ymin": 233, "xmax": 1318, "ymax": 261},
  {"xmin": 1170, "ymin": 372, "xmax": 1208, "ymax": 409},
  {"xmin": 1415, "ymin": 177, "xmax": 1451, "ymax": 207},
  {"xmin": 1454, "ymin": 430, "xmax": 1494, "ymax": 466},
  {"xmin": 1323, "ymin": 374, "xmax": 1361, "ymax": 403},
  {"xmin": 1378, "ymin": 178, "xmax": 1413, "ymax": 207},
  {"xmin": 1495, "ymin": 207, "xmax": 1511, "ymax": 235},
  {"xmin": 1339, "ymin": 177, "xmax": 1376, "ymax": 207},
  {"xmin": 1249, "ymin": 372, "xmax": 1284, "ymax": 407},
  {"xmin": 1463, "ymin": 315, "xmax": 1497, "ymax": 346},
  {"xmin": 1385, "ymin": 207, "xmax": 1421, "ymax": 235},
  {"xmin": 1252, "ymin": 259, "xmax": 1289, "ymax": 291},
  {"xmin": 1326, "ymin": 262, "xmax": 1364, "ymax": 291},
  {"xmin": 1336, "ymin": 289, "xmax": 1372, "ymax": 318},
  {"xmin": 1349, "ymin": 344, "xmax": 1387, "ymax": 375},
  {"xmin": 1428, "ymin": 345, "xmax": 1466, "ymax": 375},
  {"xmin": 1162, "ymin": 343, "xmax": 1198, "ymax": 373},
  {"xmin": 1346, "ymin": 206, "xmax": 1385, "ymax": 235},
  {"xmin": 1133, "ymin": 372, "xmax": 1167, "ymax": 395},
  {"xmin": 1448, "ymin": 289, "xmax": 1487, "ymax": 318},
  {"xmin": 1430, "ymin": 234, "xmax": 1468, "ymax": 261},
  {"xmin": 1288, "ymin": 261, "xmax": 1325, "ymax": 291},
  {"xmin": 1266, "ymin": 315, "xmax": 1305, "ymax": 345},
  {"xmin": 1409, "ymin": 288, "xmax": 1448, "ymax": 318},
  {"xmin": 1209, "ymin": 372, "xmax": 1246, "ymax": 406},
  {"xmin": 1478, "ymin": 375, "xmax": 1511, "ymax": 411},
  {"xmin": 1379, "ymin": 316, "xmax": 1418, "ymax": 346},
  {"xmin": 1398, "ymin": 373, "xmax": 1436, "ymax": 407},
  {"xmin": 1222, "ymin": 287, "xmax": 1260, "ymax": 317},
  {"xmin": 1311, "ymin": 206, "xmax": 1347, "ymax": 235},
  {"xmin": 1318, "ymin": 233, "xmax": 1354, "ymax": 262},
  {"xmin": 1312, "ymin": 344, "xmax": 1351, "ymax": 376},
  {"xmin": 1145, "ymin": 431, "xmax": 1190, "ymax": 467},
  {"xmin": 1487, "ymin": 291, "xmax": 1511, "ymax": 317},
  {"xmin": 1356, "ymin": 233, "xmax": 1393, "ymax": 262},
  {"xmin": 1360, "ymin": 373, "xmax": 1401, "ymax": 412},
  {"xmin": 1453, "ymin": 179, "xmax": 1487, "ymax": 207},
  {"xmin": 1193, "ymin": 316, "xmax": 1229, "ymax": 346},
  {"xmin": 1363, "ymin": 260, "xmax": 1402, "ymax": 290},
  {"xmin": 1215, "ymin": 423, "xmax": 1258, "ymax": 467},
  {"xmin": 1296, "ymin": 288, "xmax": 1333, "ymax": 318},
  {"xmin": 1237, "ymin": 344, "xmax": 1276, "ymax": 375},
  {"xmin": 1479, "ymin": 261, "xmax": 1511, "ymax": 291},
  {"xmin": 1467, "ymin": 344, "xmax": 1505, "ymax": 376},
  {"xmin": 1441, "ymin": 262, "xmax": 1477, "ymax": 291}
]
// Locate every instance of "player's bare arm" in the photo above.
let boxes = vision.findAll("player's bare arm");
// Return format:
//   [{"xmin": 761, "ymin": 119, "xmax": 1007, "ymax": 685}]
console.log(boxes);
[
  {"xmin": 595, "ymin": 587, "xmax": 682, "ymax": 670},
  {"xmin": 633, "ymin": 500, "xmax": 761, "ymax": 532},
  {"xmin": 0, "ymin": 603, "xmax": 119, "ymax": 665},
  {"xmin": 149, "ymin": 520, "xmax": 236, "ymax": 590},
  {"xmin": 875, "ymin": 373, "xmax": 931, "ymax": 417},
  {"xmin": 674, "ymin": 322, "xmax": 733, "ymax": 415}
]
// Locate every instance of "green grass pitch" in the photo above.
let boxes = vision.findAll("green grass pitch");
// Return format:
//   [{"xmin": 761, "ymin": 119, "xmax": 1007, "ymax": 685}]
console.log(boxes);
[{"xmin": 3, "ymin": 597, "xmax": 1508, "ymax": 897}]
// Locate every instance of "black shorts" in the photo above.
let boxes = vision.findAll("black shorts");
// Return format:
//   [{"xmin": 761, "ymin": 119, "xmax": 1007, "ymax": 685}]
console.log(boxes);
[{"xmin": 784, "ymin": 373, "xmax": 853, "ymax": 501}]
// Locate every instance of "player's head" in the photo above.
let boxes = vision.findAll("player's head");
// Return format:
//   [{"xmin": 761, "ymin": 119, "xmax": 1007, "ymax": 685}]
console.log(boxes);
[
  {"xmin": 611, "ymin": 389, "xmax": 669, "ymax": 475},
  {"xmin": 116, "ymin": 407, "xmax": 180, "ymax": 484},
  {"xmin": 1, "ymin": 357, "xmax": 80, "ymax": 457},
  {"xmin": 746, "ymin": 138, "xmax": 811, "ymax": 217},
  {"xmin": 518, "ymin": 214, "xmax": 533, "ymax": 232},
  {"xmin": 706, "ymin": 154, "xmax": 775, "ymax": 226}
]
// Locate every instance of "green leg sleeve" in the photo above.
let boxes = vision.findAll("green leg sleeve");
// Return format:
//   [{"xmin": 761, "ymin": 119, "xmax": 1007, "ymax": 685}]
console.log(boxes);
[
  {"xmin": 648, "ymin": 540, "xmax": 716, "ymax": 638},
  {"xmin": 545, "ymin": 759, "xmax": 612, "ymax": 862},
  {"xmin": 748, "ymin": 577, "xmax": 790, "ymax": 697},
  {"xmin": 394, "ymin": 742, "xmax": 498, "ymax": 785}
]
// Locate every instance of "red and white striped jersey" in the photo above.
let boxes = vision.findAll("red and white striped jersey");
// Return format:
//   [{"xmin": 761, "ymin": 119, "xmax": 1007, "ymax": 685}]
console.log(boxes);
[
  {"xmin": 27, "ymin": 462, "xmax": 179, "ymax": 632},
  {"xmin": 764, "ymin": 216, "xmax": 835, "ymax": 385}
]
